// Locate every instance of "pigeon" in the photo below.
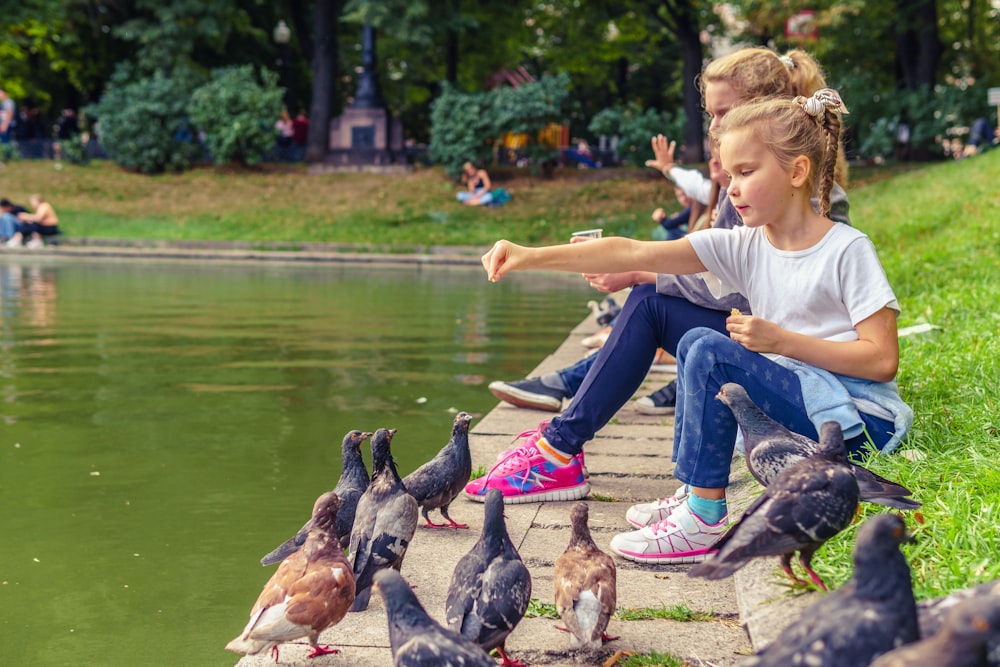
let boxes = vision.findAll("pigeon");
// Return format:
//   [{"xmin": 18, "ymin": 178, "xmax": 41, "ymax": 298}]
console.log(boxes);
[
  {"xmin": 403, "ymin": 412, "xmax": 474, "ymax": 529},
  {"xmin": 445, "ymin": 489, "xmax": 532, "ymax": 667},
  {"xmin": 716, "ymin": 382, "xmax": 920, "ymax": 510},
  {"xmin": 918, "ymin": 580, "xmax": 1000, "ymax": 667},
  {"xmin": 376, "ymin": 569, "xmax": 496, "ymax": 667},
  {"xmin": 870, "ymin": 594, "xmax": 1000, "ymax": 667},
  {"xmin": 260, "ymin": 429, "xmax": 372, "ymax": 565},
  {"xmin": 553, "ymin": 502, "xmax": 618, "ymax": 650},
  {"xmin": 689, "ymin": 421, "xmax": 860, "ymax": 591},
  {"xmin": 742, "ymin": 513, "xmax": 919, "ymax": 667},
  {"xmin": 348, "ymin": 427, "xmax": 419, "ymax": 612},
  {"xmin": 226, "ymin": 491, "xmax": 355, "ymax": 661}
]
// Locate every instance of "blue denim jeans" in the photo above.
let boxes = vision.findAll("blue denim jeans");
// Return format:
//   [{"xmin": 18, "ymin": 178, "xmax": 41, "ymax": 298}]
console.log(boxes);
[
  {"xmin": 543, "ymin": 283, "xmax": 731, "ymax": 455},
  {"xmin": 1, "ymin": 212, "xmax": 17, "ymax": 239},
  {"xmin": 555, "ymin": 354, "xmax": 594, "ymax": 398},
  {"xmin": 671, "ymin": 328, "xmax": 896, "ymax": 489}
]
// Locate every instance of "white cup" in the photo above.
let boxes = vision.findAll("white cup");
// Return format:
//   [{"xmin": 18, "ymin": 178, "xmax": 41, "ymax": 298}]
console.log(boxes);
[{"xmin": 571, "ymin": 228, "xmax": 603, "ymax": 239}]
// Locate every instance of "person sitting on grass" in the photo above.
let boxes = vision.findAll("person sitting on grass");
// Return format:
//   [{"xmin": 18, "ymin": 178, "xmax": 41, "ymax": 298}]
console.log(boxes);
[
  {"xmin": 1, "ymin": 197, "xmax": 27, "ymax": 242},
  {"xmin": 478, "ymin": 89, "xmax": 911, "ymax": 566},
  {"xmin": 456, "ymin": 161, "xmax": 493, "ymax": 206},
  {"xmin": 7, "ymin": 193, "xmax": 60, "ymax": 248}
]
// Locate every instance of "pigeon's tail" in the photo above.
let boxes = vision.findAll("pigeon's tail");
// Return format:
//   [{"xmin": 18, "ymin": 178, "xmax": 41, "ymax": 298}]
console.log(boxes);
[
  {"xmin": 687, "ymin": 558, "xmax": 747, "ymax": 581},
  {"xmin": 350, "ymin": 585, "xmax": 372, "ymax": 612},
  {"xmin": 854, "ymin": 467, "xmax": 921, "ymax": 509},
  {"xmin": 259, "ymin": 536, "xmax": 301, "ymax": 566},
  {"xmin": 224, "ymin": 636, "xmax": 271, "ymax": 656}
]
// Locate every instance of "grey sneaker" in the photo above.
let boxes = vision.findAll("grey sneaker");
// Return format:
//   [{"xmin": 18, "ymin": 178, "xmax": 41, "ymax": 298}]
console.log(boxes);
[
  {"xmin": 635, "ymin": 380, "xmax": 676, "ymax": 415},
  {"xmin": 489, "ymin": 377, "xmax": 566, "ymax": 412}
]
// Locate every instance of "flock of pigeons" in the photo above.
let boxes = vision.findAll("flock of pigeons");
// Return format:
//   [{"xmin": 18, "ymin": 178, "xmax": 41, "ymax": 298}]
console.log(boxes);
[{"xmin": 224, "ymin": 386, "xmax": 1000, "ymax": 666}]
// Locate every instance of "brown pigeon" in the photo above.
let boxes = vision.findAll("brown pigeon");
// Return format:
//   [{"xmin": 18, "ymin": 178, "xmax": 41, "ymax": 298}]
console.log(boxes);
[
  {"xmin": 226, "ymin": 491, "xmax": 355, "ymax": 661},
  {"xmin": 870, "ymin": 594, "xmax": 1000, "ymax": 667},
  {"xmin": 742, "ymin": 513, "xmax": 919, "ymax": 667},
  {"xmin": 403, "ymin": 412, "xmax": 474, "ymax": 529},
  {"xmin": 349, "ymin": 427, "xmax": 419, "ymax": 612},
  {"xmin": 689, "ymin": 421, "xmax": 859, "ymax": 591},
  {"xmin": 260, "ymin": 429, "xmax": 372, "ymax": 565},
  {"xmin": 717, "ymin": 382, "xmax": 919, "ymax": 509},
  {"xmin": 553, "ymin": 502, "xmax": 618, "ymax": 650}
]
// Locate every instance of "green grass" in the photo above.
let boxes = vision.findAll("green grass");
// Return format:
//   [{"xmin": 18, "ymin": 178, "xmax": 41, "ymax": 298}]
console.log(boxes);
[
  {"xmin": 614, "ymin": 602, "xmax": 717, "ymax": 622},
  {"xmin": 524, "ymin": 598, "xmax": 560, "ymax": 619},
  {"xmin": 612, "ymin": 650, "xmax": 687, "ymax": 667}
]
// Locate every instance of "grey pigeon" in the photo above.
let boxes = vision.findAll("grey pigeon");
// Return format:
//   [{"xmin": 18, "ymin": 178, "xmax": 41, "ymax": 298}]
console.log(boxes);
[
  {"xmin": 226, "ymin": 492, "xmax": 355, "ymax": 661},
  {"xmin": 918, "ymin": 580, "xmax": 1000, "ymax": 667},
  {"xmin": 870, "ymin": 594, "xmax": 1000, "ymax": 667},
  {"xmin": 553, "ymin": 502, "xmax": 618, "ymax": 650},
  {"xmin": 260, "ymin": 429, "xmax": 372, "ymax": 565},
  {"xmin": 404, "ymin": 412, "xmax": 474, "ymax": 529},
  {"xmin": 717, "ymin": 383, "xmax": 920, "ymax": 509},
  {"xmin": 689, "ymin": 421, "xmax": 860, "ymax": 591},
  {"xmin": 376, "ymin": 569, "xmax": 496, "ymax": 667},
  {"xmin": 445, "ymin": 489, "xmax": 531, "ymax": 667},
  {"xmin": 348, "ymin": 427, "xmax": 419, "ymax": 612},
  {"xmin": 742, "ymin": 513, "xmax": 919, "ymax": 667}
]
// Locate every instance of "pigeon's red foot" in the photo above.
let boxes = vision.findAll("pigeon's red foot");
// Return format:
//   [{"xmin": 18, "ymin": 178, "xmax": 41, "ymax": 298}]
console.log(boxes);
[
  {"xmin": 307, "ymin": 644, "xmax": 340, "ymax": 658},
  {"xmin": 496, "ymin": 646, "xmax": 527, "ymax": 667},
  {"xmin": 420, "ymin": 520, "xmax": 448, "ymax": 529},
  {"xmin": 270, "ymin": 645, "xmax": 281, "ymax": 662},
  {"xmin": 446, "ymin": 519, "xmax": 469, "ymax": 529},
  {"xmin": 601, "ymin": 632, "xmax": 620, "ymax": 643},
  {"xmin": 804, "ymin": 567, "xmax": 829, "ymax": 592}
]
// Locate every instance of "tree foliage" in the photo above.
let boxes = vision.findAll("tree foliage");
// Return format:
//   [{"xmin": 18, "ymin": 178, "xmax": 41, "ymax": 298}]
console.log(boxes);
[
  {"xmin": 588, "ymin": 103, "xmax": 686, "ymax": 167},
  {"xmin": 189, "ymin": 66, "xmax": 285, "ymax": 166}
]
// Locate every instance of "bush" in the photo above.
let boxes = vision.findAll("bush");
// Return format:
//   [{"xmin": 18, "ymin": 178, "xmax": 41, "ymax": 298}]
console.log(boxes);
[
  {"xmin": 0, "ymin": 142, "xmax": 19, "ymax": 163},
  {"xmin": 87, "ymin": 66, "xmax": 204, "ymax": 174},
  {"xmin": 189, "ymin": 66, "xmax": 284, "ymax": 166},
  {"xmin": 588, "ymin": 104, "xmax": 687, "ymax": 167}
]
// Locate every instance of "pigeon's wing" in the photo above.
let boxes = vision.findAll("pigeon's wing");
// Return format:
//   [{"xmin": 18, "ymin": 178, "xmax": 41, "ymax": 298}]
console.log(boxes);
[
  {"xmin": 368, "ymin": 490, "xmax": 418, "ymax": 564},
  {"xmin": 395, "ymin": 631, "xmax": 495, "ymax": 667},
  {"xmin": 403, "ymin": 456, "xmax": 450, "ymax": 506},
  {"xmin": 554, "ymin": 547, "xmax": 615, "ymax": 648},
  {"xmin": 851, "ymin": 464, "xmax": 920, "ymax": 509},
  {"xmin": 919, "ymin": 579, "xmax": 1000, "ymax": 637},
  {"xmin": 282, "ymin": 555, "xmax": 355, "ymax": 631},
  {"xmin": 746, "ymin": 434, "xmax": 813, "ymax": 486},
  {"xmin": 445, "ymin": 551, "xmax": 487, "ymax": 636},
  {"xmin": 260, "ymin": 518, "xmax": 311, "ymax": 566},
  {"xmin": 784, "ymin": 464, "xmax": 859, "ymax": 542},
  {"xmin": 348, "ymin": 492, "xmax": 378, "ymax": 578},
  {"xmin": 471, "ymin": 556, "xmax": 532, "ymax": 651}
]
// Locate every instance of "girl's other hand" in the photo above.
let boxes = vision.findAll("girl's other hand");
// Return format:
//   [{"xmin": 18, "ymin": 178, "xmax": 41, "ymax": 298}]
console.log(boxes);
[
  {"xmin": 644, "ymin": 134, "xmax": 677, "ymax": 173},
  {"xmin": 482, "ymin": 240, "xmax": 520, "ymax": 282},
  {"xmin": 726, "ymin": 312, "xmax": 784, "ymax": 353},
  {"xmin": 582, "ymin": 272, "xmax": 635, "ymax": 293}
]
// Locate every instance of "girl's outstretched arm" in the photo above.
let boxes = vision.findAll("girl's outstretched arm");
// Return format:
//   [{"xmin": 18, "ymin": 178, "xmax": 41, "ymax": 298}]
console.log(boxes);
[
  {"xmin": 482, "ymin": 237, "xmax": 705, "ymax": 283},
  {"xmin": 727, "ymin": 307, "xmax": 899, "ymax": 382}
]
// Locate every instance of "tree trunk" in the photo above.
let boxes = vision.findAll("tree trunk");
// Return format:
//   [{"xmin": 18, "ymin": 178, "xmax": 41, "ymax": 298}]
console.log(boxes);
[
  {"xmin": 894, "ymin": 0, "xmax": 942, "ymax": 90},
  {"xmin": 445, "ymin": 30, "xmax": 458, "ymax": 84},
  {"xmin": 305, "ymin": 0, "xmax": 341, "ymax": 164},
  {"xmin": 676, "ymin": 12, "xmax": 704, "ymax": 163}
]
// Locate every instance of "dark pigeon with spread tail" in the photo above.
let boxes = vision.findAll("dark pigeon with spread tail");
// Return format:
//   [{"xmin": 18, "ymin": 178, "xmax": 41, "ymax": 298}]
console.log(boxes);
[
  {"xmin": 226, "ymin": 492, "xmax": 355, "ymax": 661},
  {"xmin": 376, "ymin": 570, "xmax": 496, "ymax": 667},
  {"xmin": 554, "ymin": 502, "xmax": 618, "ymax": 650},
  {"xmin": 689, "ymin": 421, "xmax": 859, "ymax": 591},
  {"xmin": 445, "ymin": 489, "xmax": 531, "ymax": 667},
  {"xmin": 870, "ymin": 594, "xmax": 1000, "ymax": 667},
  {"xmin": 348, "ymin": 427, "xmax": 418, "ymax": 612},
  {"xmin": 261, "ymin": 430, "xmax": 372, "ymax": 565},
  {"xmin": 404, "ymin": 412, "xmax": 474, "ymax": 529},
  {"xmin": 742, "ymin": 513, "xmax": 919, "ymax": 667},
  {"xmin": 717, "ymin": 383, "xmax": 919, "ymax": 510}
]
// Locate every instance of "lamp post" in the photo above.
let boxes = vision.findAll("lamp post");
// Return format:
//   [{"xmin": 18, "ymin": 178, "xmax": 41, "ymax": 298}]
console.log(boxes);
[{"xmin": 273, "ymin": 20, "xmax": 293, "ymax": 110}]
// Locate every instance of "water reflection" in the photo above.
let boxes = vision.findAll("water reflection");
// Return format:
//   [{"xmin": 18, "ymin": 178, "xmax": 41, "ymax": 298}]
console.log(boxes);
[{"xmin": 0, "ymin": 258, "xmax": 590, "ymax": 666}]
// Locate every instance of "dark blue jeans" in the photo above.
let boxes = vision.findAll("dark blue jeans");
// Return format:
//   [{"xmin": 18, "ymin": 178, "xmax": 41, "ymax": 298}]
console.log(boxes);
[
  {"xmin": 672, "ymin": 328, "xmax": 896, "ymax": 489},
  {"xmin": 544, "ymin": 283, "xmax": 731, "ymax": 455},
  {"xmin": 555, "ymin": 354, "xmax": 594, "ymax": 399}
]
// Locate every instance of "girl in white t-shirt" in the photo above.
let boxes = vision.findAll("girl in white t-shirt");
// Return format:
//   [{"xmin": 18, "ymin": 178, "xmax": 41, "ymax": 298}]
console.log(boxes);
[{"xmin": 480, "ymin": 89, "xmax": 911, "ymax": 565}]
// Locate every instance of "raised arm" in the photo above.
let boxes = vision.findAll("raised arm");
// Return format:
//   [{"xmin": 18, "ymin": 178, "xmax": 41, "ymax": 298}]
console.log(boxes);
[{"xmin": 482, "ymin": 237, "xmax": 706, "ymax": 283}]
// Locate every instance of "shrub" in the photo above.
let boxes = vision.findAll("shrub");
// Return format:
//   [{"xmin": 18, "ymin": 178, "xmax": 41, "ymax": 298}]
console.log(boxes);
[
  {"xmin": 0, "ymin": 142, "xmax": 19, "ymax": 163},
  {"xmin": 588, "ymin": 104, "xmax": 687, "ymax": 167},
  {"xmin": 87, "ymin": 66, "xmax": 204, "ymax": 174},
  {"xmin": 189, "ymin": 66, "xmax": 284, "ymax": 166}
]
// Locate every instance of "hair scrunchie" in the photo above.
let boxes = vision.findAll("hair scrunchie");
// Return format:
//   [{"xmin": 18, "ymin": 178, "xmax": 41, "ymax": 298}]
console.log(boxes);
[
  {"xmin": 779, "ymin": 55, "xmax": 796, "ymax": 70},
  {"xmin": 794, "ymin": 89, "xmax": 849, "ymax": 118}
]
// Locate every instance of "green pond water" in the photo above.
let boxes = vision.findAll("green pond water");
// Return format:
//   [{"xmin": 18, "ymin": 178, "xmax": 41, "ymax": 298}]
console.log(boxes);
[{"xmin": 0, "ymin": 258, "xmax": 592, "ymax": 666}]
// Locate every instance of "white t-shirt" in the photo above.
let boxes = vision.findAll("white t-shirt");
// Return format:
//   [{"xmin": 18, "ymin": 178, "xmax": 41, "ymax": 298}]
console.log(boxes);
[{"xmin": 688, "ymin": 223, "xmax": 899, "ymax": 343}]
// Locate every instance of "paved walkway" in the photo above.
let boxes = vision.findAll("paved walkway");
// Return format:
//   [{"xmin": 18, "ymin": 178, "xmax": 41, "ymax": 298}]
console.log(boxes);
[{"xmin": 231, "ymin": 299, "xmax": 815, "ymax": 667}]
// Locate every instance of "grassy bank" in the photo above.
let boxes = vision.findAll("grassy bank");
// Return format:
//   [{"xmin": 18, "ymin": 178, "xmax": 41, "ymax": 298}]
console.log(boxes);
[{"xmin": 4, "ymin": 153, "xmax": 997, "ymax": 599}]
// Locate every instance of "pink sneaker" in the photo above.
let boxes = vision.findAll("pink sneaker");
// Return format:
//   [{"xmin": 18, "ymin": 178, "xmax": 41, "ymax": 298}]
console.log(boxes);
[
  {"xmin": 609, "ymin": 501, "xmax": 727, "ymax": 564},
  {"xmin": 490, "ymin": 421, "xmax": 587, "ymax": 477},
  {"xmin": 465, "ymin": 424, "xmax": 589, "ymax": 504}
]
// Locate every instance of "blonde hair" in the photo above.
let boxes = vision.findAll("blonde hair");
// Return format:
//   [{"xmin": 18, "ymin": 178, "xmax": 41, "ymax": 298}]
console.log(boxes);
[
  {"xmin": 700, "ymin": 47, "xmax": 847, "ymax": 186},
  {"xmin": 715, "ymin": 95, "xmax": 845, "ymax": 218}
]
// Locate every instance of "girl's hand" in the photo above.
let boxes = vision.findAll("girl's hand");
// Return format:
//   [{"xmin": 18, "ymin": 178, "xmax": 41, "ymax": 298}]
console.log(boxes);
[
  {"xmin": 727, "ymin": 312, "xmax": 785, "ymax": 353},
  {"xmin": 582, "ymin": 272, "xmax": 635, "ymax": 293},
  {"xmin": 644, "ymin": 134, "xmax": 676, "ymax": 174},
  {"xmin": 482, "ymin": 240, "xmax": 523, "ymax": 282}
]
